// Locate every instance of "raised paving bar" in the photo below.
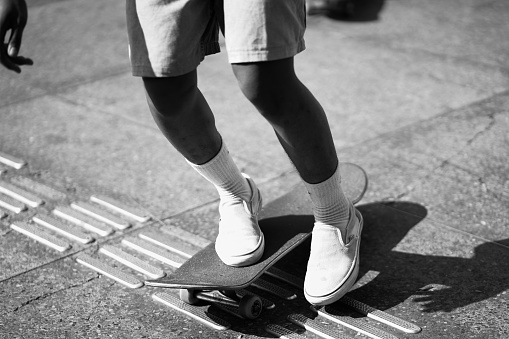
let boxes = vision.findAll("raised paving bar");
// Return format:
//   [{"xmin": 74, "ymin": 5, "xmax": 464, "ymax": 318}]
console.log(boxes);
[
  {"xmin": 76, "ymin": 254, "xmax": 144, "ymax": 289},
  {"xmin": 212, "ymin": 303, "xmax": 247, "ymax": 320},
  {"xmin": 71, "ymin": 201, "xmax": 131, "ymax": 230},
  {"xmin": 121, "ymin": 237, "xmax": 186, "ymax": 268},
  {"xmin": 90, "ymin": 195, "xmax": 151, "ymax": 223},
  {"xmin": 10, "ymin": 221, "xmax": 71, "ymax": 252},
  {"xmin": 0, "ymin": 180, "xmax": 44, "ymax": 208},
  {"xmin": 99, "ymin": 245, "xmax": 166, "ymax": 279},
  {"xmin": 53, "ymin": 206, "xmax": 114, "ymax": 237},
  {"xmin": 265, "ymin": 324, "xmax": 307, "ymax": 339},
  {"xmin": 0, "ymin": 151, "xmax": 26, "ymax": 169},
  {"xmin": 288, "ymin": 314, "xmax": 354, "ymax": 339},
  {"xmin": 0, "ymin": 193, "xmax": 27, "ymax": 213},
  {"xmin": 10, "ymin": 176, "xmax": 67, "ymax": 201},
  {"xmin": 312, "ymin": 306, "xmax": 399, "ymax": 339},
  {"xmin": 152, "ymin": 292, "xmax": 231, "ymax": 331},
  {"xmin": 340, "ymin": 296, "xmax": 421, "ymax": 334},
  {"xmin": 161, "ymin": 225, "xmax": 211, "ymax": 248},
  {"xmin": 266, "ymin": 266, "xmax": 304, "ymax": 289},
  {"xmin": 139, "ymin": 230, "xmax": 201, "ymax": 259},
  {"xmin": 252, "ymin": 278, "xmax": 296, "ymax": 300},
  {"xmin": 33, "ymin": 214, "xmax": 95, "ymax": 244}
]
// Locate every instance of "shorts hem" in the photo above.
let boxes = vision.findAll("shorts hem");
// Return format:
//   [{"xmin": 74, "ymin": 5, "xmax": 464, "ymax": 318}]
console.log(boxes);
[
  {"xmin": 131, "ymin": 65, "xmax": 196, "ymax": 78},
  {"xmin": 130, "ymin": 42, "xmax": 221, "ymax": 78},
  {"xmin": 227, "ymin": 40, "xmax": 306, "ymax": 64}
]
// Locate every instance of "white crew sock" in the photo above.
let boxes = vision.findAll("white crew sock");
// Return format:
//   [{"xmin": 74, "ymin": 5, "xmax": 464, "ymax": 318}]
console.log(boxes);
[
  {"xmin": 187, "ymin": 141, "xmax": 251, "ymax": 206},
  {"xmin": 304, "ymin": 165, "xmax": 351, "ymax": 238}
]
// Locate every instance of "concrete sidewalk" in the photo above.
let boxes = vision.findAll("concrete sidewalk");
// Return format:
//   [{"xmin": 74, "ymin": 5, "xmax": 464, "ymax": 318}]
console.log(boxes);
[{"xmin": 1, "ymin": 0, "xmax": 508, "ymax": 338}]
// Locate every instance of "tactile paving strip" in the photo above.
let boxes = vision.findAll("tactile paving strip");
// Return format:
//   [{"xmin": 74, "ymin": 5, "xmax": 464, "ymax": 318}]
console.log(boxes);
[
  {"xmin": 10, "ymin": 176, "xmax": 67, "ymax": 201},
  {"xmin": 10, "ymin": 222, "xmax": 71, "ymax": 252},
  {"xmin": 122, "ymin": 237, "xmax": 185, "ymax": 268},
  {"xmin": 152, "ymin": 292, "xmax": 230, "ymax": 331},
  {"xmin": 139, "ymin": 231, "xmax": 201, "ymax": 259},
  {"xmin": 160, "ymin": 225, "xmax": 211, "ymax": 248},
  {"xmin": 0, "ymin": 193, "xmax": 27, "ymax": 213},
  {"xmin": 0, "ymin": 151, "xmax": 26, "ymax": 169},
  {"xmin": 33, "ymin": 214, "xmax": 95, "ymax": 244},
  {"xmin": 76, "ymin": 254, "xmax": 143, "ymax": 289},
  {"xmin": 252, "ymin": 278, "xmax": 296, "ymax": 300},
  {"xmin": 90, "ymin": 195, "xmax": 151, "ymax": 223},
  {"xmin": 288, "ymin": 314, "xmax": 354, "ymax": 339},
  {"xmin": 265, "ymin": 324, "xmax": 306, "ymax": 339},
  {"xmin": 266, "ymin": 266, "xmax": 304, "ymax": 289},
  {"xmin": 340, "ymin": 296, "xmax": 421, "ymax": 334},
  {"xmin": 312, "ymin": 306, "xmax": 399, "ymax": 339},
  {"xmin": 212, "ymin": 303, "xmax": 245, "ymax": 319},
  {"xmin": 71, "ymin": 201, "xmax": 131, "ymax": 230},
  {"xmin": 0, "ymin": 150, "xmax": 422, "ymax": 337},
  {"xmin": 99, "ymin": 245, "xmax": 166, "ymax": 279},
  {"xmin": 0, "ymin": 181, "xmax": 44, "ymax": 208},
  {"xmin": 53, "ymin": 206, "xmax": 114, "ymax": 237}
]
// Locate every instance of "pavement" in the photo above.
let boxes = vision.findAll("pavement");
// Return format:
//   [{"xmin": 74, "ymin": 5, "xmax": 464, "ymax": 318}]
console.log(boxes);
[{"xmin": 0, "ymin": 0, "xmax": 508, "ymax": 338}]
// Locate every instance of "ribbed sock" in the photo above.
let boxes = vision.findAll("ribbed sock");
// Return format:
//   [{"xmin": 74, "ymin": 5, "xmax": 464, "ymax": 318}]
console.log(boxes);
[
  {"xmin": 187, "ymin": 141, "xmax": 251, "ymax": 205},
  {"xmin": 304, "ymin": 165, "xmax": 351, "ymax": 238}
]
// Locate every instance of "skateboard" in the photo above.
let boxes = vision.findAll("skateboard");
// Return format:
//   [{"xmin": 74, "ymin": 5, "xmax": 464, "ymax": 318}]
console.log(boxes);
[{"xmin": 145, "ymin": 162, "xmax": 368, "ymax": 319}]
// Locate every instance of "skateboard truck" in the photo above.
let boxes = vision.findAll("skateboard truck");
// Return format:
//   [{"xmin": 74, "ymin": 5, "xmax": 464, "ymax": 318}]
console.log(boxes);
[{"xmin": 179, "ymin": 289, "xmax": 263, "ymax": 319}]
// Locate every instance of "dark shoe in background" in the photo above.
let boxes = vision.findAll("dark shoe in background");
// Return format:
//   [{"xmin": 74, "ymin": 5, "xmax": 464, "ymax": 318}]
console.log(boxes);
[{"xmin": 306, "ymin": 0, "xmax": 385, "ymax": 22}]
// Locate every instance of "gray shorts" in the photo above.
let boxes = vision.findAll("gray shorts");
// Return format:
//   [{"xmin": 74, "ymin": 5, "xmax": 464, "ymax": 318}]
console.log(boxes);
[{"xmin": 126, "ymin": 0, "xmax": 306, "ymax": 77}]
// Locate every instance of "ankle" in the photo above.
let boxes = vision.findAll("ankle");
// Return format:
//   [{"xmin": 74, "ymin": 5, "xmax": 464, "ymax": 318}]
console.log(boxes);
[{"xmin": 305, "ymin": 166, "xmax": 351, "ymax": 231}]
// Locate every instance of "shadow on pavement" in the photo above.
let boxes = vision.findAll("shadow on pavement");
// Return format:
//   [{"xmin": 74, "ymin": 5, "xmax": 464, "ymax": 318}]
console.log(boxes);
[
  {"xmin": 353, "ymin": 202, "xmax": 509, "ymax": 314},
  {"xmin": 203, "ymin": 201, "xmax": 509, "ymax": 336}
]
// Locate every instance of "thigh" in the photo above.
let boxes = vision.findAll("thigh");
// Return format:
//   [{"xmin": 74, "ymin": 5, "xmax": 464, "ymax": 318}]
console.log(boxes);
[
  {"xmin": 126, "ymin": 0, "xmax": 220, "ymax": 77},
  {"xmin": 223, "ymin": 0, "xmax": 306, "ymax": 64}
]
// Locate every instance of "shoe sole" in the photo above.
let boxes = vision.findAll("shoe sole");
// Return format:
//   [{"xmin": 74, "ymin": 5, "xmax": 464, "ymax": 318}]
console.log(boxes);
[{"xmin": 304, "ymin": 209, "xmax": 363, "ymax": 305}]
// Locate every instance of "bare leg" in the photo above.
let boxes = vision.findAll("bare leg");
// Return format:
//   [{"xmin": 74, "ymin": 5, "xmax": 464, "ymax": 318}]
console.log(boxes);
[
  {"xmin": 233, "ymin": 57, "xmax": 362, "ymax": 305},
  {"xmin": 142, "ymin": 70, "xmax": 221, "ymax": 165},
  {"xmin": 231, "ymin": 57, "xmax": 337, "ymax": 184},
  {"xmin": 142, "ymin": 70, "xmax": 264, "ymax": 267}
]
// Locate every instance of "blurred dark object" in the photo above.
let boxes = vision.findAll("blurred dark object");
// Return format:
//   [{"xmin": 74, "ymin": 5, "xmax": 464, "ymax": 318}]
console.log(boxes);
[{"xmin": 306, "ymin": 0, "xmax": 385, "ymax": 21}]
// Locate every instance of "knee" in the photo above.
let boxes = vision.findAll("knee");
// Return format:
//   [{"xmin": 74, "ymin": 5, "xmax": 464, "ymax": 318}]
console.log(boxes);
[
  {"xmin": 142, "ymin": 71, "xmax": 198, "ymax": 118},
  {"xmin": 232, "ymin": 59, "xmax": 299, "ymax": 112},
  {"xmin": 232, "ymin": 64, "xmax": 268, "ymax": 106}
]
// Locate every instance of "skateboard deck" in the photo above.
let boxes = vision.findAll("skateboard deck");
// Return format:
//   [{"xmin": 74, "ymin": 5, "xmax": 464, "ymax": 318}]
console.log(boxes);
[{"xmin": 145, "ymin": 162, "xmax": 368, "ymax": 291}]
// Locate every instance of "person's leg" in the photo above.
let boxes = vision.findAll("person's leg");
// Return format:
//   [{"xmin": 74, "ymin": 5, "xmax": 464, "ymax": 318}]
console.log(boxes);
[
  {"xmin": 128, "ymin": 0, "xmax": 265, "ymax": 266},
  {"xmin": 142, "ymin": 71, "xmax": 264, "ymax": 266},
  {"xmin": 142, "ymin": 70, "xmax": 221, "ymax": 164},
  {"xmin": 231, "ymin": 58, "xmax": 350, "ymax": 234},
  {"xmin": 232, "ymin": 57, "xmax": 362, "ymax": 305},
  {"xmin": 231, "ymin": 58, "xmax": 337, "ymax": 185}
]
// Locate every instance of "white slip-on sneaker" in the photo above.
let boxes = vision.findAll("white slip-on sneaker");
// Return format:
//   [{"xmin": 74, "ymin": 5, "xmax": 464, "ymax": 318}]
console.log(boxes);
[
  {"xmin": 304, "ymin": 203, "xmax": 363, "ymax": 305},
  {"xmin": 215, "ymin": 173, "xmax": 264, "ymax": 267}
]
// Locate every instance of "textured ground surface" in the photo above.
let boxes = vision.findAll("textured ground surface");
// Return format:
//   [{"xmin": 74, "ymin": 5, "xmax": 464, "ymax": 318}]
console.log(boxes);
[{"xmin": 1, "ymin": 0, "xmax": 508, "ymax": 338}]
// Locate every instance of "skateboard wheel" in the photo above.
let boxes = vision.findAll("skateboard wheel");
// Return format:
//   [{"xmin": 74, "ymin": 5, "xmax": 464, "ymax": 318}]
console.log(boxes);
[
  {"xmin": 179, "ymin": 289, "xmax": 199, "ymax": 305},
  {"xmin": 238, "ymin": 295, "xmax": 262, "ymax": 319}
]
